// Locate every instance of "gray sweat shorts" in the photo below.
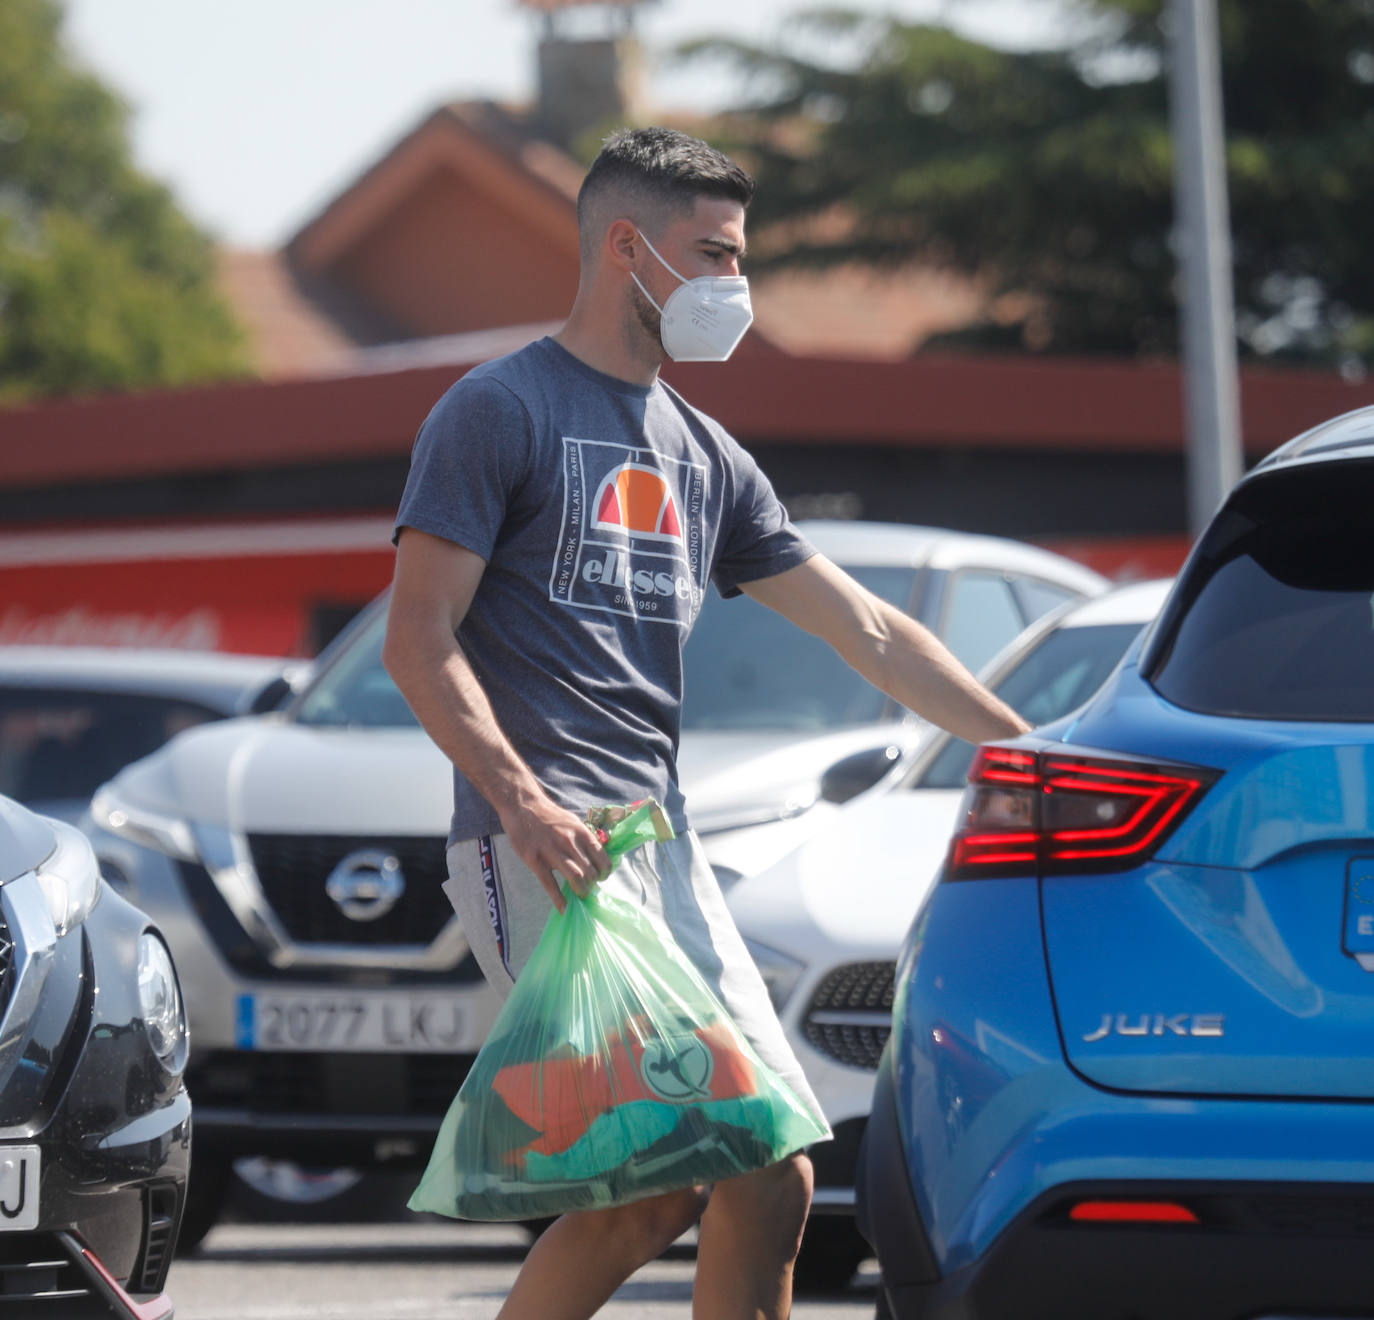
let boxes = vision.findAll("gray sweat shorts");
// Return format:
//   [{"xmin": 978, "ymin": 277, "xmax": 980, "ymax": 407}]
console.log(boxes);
[{"xmin": 443, "ymin": 829, "xmax": 826, "ymax": 1129}]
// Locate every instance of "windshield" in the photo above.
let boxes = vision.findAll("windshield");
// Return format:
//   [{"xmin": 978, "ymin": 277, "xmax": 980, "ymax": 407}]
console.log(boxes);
[
  {"xmin": 680, "ymin": 566, "xmax": 918, "ymax": 732},
  {"xmin": 295, "ymin": 566, "xmax": 920, "ymax": 733},
  {"xmin": 294, "ymin": 611, "xmax": 419, "ymax": 729},
  {"xmin": 919, "ymin": 621, "xmax": 1146, "ymax": 789}
]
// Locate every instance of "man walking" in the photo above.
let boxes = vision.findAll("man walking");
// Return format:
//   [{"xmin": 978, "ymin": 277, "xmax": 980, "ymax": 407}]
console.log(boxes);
[{"xmin": 384, "ymin": 126, "xmax": 1028, "ymax": 1320}]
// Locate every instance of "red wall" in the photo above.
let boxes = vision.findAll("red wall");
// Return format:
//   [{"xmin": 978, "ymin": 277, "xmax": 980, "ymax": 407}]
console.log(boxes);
[{"xmin": 0, "ymin": 549, "xmax": 394, "ymax": 657}]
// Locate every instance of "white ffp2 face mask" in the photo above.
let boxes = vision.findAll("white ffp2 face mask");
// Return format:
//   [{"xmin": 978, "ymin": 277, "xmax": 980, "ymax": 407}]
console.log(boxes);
[{"xmin": 631, "ymin": 230, "xmax": 754, "ymax": 363}]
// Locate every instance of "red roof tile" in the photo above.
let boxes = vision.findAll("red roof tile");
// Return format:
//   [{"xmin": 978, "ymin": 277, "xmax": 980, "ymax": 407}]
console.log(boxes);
[{"xmin": 216, "ymin": 249, "xmax": 362, "ymax": 378}]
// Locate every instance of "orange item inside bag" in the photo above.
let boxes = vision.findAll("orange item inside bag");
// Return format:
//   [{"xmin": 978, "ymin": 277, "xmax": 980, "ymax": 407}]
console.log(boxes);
[{"xmin": 493, "ymin": 1018, "xmax": 758, "ymax": 1160}]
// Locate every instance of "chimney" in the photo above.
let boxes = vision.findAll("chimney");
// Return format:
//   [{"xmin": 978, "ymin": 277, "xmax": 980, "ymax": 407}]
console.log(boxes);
[{"xmin": 519, "ymin": 0, "xmax": 650, "ymax": 152}]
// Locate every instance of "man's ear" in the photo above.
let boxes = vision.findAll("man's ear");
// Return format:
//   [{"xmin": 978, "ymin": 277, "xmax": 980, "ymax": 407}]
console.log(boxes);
[{"xmin": 604, "ymin": 218, "xmax": 640, "ymax": 273}]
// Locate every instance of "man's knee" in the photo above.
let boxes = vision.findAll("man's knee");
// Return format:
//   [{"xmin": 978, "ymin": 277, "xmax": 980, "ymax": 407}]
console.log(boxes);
[
  {"xmin": 700, "ymin": 1154, "xmax": 814, "ymax": 1267},
  {"xmin": 756, "ymin": 1151, "xmax": 814, "ymax": 1206},
  {"xmin": 713, "ymin": 1152, "xmax": 814, "ymax": 1223},
  {"xmin": 568, "ymin": 1185, "xmax": 706, "ymax": 1261}
]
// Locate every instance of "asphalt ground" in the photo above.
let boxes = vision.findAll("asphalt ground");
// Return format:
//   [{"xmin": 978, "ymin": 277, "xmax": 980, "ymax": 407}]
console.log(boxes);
[{"xmin": 168, "ymin": 1221, "xmax": 882, "ymax": 1320}]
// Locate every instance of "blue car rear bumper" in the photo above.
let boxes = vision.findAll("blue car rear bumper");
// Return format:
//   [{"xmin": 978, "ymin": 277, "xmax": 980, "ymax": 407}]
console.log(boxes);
[
  {"xmin": 859, "ymin": 878, "xmax": 1374, "ymax": 1319},
  {"xmin": 862, "ymin": 1041, "xmax": 1374, "ymax": 1320}
]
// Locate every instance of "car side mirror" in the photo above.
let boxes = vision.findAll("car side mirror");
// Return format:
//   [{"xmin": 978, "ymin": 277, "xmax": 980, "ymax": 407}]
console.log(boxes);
[
  {"xmin": 819, "ymin": 744, "xmax": 903, "ymax": 805},
  {"xmin": 245, "ymin": 675, "xmax": 302, "ymax": 714},
  {"xmin": 246, "ymin": 666, "xmax": 310, "ymax": 715}
]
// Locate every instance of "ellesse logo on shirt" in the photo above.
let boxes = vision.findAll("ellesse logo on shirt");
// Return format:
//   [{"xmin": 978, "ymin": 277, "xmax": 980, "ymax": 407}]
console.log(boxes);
[
  {"xmin": 551, "ymin": 439, "xmax": 706, "ymax": 625},
  {"xmin": 592, "ymin": 464, "xmax": 683, "ymax": 541}
]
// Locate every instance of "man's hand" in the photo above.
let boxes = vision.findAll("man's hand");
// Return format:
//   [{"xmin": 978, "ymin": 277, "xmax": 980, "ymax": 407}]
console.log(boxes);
[{"xmin": 499, "ymin": 793, "xmax": 613, "ymax": 915}]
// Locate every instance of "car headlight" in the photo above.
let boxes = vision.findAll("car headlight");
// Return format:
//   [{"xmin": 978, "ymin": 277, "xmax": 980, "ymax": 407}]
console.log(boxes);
[
  {"xmin": 137, "ymin": 932, "xmax": 187, "ymax": 1067},
  {"xmin": 90, "ymin": 786, "xmax": 198, "ymax": 862},
  {"xmin": 36, "ymin": 820, "xmax": 102, "ymax": 935},
  {"xmin": 743, "ymin": 937, "xmax": 806, "ymax": 1013}
]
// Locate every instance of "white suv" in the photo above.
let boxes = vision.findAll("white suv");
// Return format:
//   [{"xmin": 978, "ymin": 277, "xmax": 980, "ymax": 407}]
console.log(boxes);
[{"xmin": 84, "ymin": 522, "xmax": 1104, "ymax": 1251}]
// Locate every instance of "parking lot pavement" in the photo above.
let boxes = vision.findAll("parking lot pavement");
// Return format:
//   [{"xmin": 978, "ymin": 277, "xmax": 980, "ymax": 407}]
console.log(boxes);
[{"xmin": 169, "ymin": 1221, "xmax": 882, "ymax": 1320}]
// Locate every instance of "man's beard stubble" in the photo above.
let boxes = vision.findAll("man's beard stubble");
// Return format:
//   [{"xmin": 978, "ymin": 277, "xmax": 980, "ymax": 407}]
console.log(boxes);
[{"xmin": 630, "ymin": 284, "xmax": 666, "ymax": 358}]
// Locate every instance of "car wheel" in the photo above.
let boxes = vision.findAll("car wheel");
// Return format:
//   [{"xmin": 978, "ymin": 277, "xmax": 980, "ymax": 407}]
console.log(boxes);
[
  {"xmin": 792, "ymin": 1217, "xmax": 870, "ymax": 1293},
  {"xmin": 176, "ymin": 1158, "xmax": 233, "ymax": 1255}
]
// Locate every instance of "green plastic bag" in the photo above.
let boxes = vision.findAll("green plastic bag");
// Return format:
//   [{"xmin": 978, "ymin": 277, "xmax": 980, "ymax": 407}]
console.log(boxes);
[{"xmin": 409, "ymin": 800, "xmax": 830, "ymax": 1221}]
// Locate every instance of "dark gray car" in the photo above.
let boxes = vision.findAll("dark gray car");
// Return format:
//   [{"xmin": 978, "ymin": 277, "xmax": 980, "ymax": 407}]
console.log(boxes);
[{"xmin": 0, "ymin": 646, "xmax": 305, "ymax": 823}]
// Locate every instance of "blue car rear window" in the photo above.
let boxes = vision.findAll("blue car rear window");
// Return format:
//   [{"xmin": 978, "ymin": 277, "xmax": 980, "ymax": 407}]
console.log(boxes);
[{"xmin": 1150, "ymin": 514, "xmax": 1374, "ymax": 722}]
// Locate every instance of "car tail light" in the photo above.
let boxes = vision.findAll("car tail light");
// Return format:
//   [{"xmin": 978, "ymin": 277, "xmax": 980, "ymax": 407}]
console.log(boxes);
[
  {"xmin": 1068, "ymin": 1199, "xmax": 1199, "ymax": 1224},
  {"xmin": 949, "ymin": 745, "xmax": 1216, "ymax": 879}
]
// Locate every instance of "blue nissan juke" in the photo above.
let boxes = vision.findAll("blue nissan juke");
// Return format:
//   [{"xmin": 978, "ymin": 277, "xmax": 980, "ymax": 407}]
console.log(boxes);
[{"xmin": 858, "ymin": 406, "xmax": 1374, "ymax": 1320}]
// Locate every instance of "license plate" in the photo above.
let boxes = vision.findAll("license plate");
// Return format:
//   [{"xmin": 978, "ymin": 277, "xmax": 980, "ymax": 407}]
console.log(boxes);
[
  {"xmin": 235, "ymin": 992, "xmax": 468, "ymax": 1052},
  {"xmin": 1343, "ymin": 858, "xmax": 1374, "ymax": 957},
  {"xmin": 0, "ymin": 1147, "xmax": 39, "ymax": 1231}
]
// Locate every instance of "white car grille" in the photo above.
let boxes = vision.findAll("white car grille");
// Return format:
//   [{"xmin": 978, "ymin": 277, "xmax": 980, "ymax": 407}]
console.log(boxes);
[{"xmin": 802, "ymin": 960, "xmax": 895, "ymax": 1070}]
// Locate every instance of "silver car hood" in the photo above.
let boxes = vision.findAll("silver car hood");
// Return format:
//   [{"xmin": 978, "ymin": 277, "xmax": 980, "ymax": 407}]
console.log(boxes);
[{"xmin": 111, "ymin": 717, "xmax": 454, "ymax": 837}]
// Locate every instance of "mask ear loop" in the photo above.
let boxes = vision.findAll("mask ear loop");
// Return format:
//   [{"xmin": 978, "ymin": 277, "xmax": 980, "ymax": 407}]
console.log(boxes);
[
  {"xmin": 636, "ymin": 230, "xmax": 690, "ymax": 285},
  {"xmin": 630, "ymin": 228, "xmax": 692, "ymax": 316},
  {"xmin": 631, "ymin": 272, "xmax": 666, "ymax": 316}
]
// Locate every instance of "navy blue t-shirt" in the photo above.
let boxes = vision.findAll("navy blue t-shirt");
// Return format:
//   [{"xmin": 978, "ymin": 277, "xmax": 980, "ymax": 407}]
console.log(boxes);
[{"xmin": 395, "ymin": 337, "xmax": 814, "ymax": 842}]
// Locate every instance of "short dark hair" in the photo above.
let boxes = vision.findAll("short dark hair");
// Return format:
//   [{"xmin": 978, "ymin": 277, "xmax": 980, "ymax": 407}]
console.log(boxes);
[{"xmin": 576, "ymin": 127, "xmax": 754, "ymax": 259}]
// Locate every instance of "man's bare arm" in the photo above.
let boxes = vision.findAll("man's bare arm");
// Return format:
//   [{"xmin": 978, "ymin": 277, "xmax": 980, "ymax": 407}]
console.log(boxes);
[
  {"xmin": 741, "ymin": 553, "xmax": 1031, "ymax": 744},
  {"xmin": 382, "ymin": 528, "xmax": 609, "ymax": 911}
]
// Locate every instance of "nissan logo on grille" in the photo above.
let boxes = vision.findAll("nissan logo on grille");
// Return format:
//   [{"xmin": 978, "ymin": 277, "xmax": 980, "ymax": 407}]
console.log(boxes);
[{"xmin": 324, "ymin": 850, "xmax": 405, "ymax": 922}]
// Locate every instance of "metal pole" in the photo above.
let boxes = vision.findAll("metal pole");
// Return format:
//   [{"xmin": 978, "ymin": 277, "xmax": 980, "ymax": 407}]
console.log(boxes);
[{"xmin": 1168, "ymin": 0, "xmax": 1243, "ymax": 534}]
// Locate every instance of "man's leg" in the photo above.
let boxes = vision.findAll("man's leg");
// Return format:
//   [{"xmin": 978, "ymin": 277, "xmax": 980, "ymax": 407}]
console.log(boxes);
[
  {"xmin": 693, "ymin": 1153, "xmax": 814, "ymax": 1320},
  {"xmin": 497, "ymin": 1185, "xmax": 707, "ymax": 1320}
]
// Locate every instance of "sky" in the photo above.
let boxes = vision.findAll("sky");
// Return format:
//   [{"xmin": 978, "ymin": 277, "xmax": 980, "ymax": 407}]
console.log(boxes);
[{"xmin": 60, "ymin": 0, "xmax": 1074, "ymax": 249}]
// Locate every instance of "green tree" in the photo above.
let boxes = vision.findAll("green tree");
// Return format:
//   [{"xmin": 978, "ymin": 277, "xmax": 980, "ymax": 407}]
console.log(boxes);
[
  {"xmin": 0, "ymin": 0, "xmax": 248, "ymax": 400},
  {"xmin": 682, "ymin": 1, "xmax": 1374, "ymax": 364}
]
